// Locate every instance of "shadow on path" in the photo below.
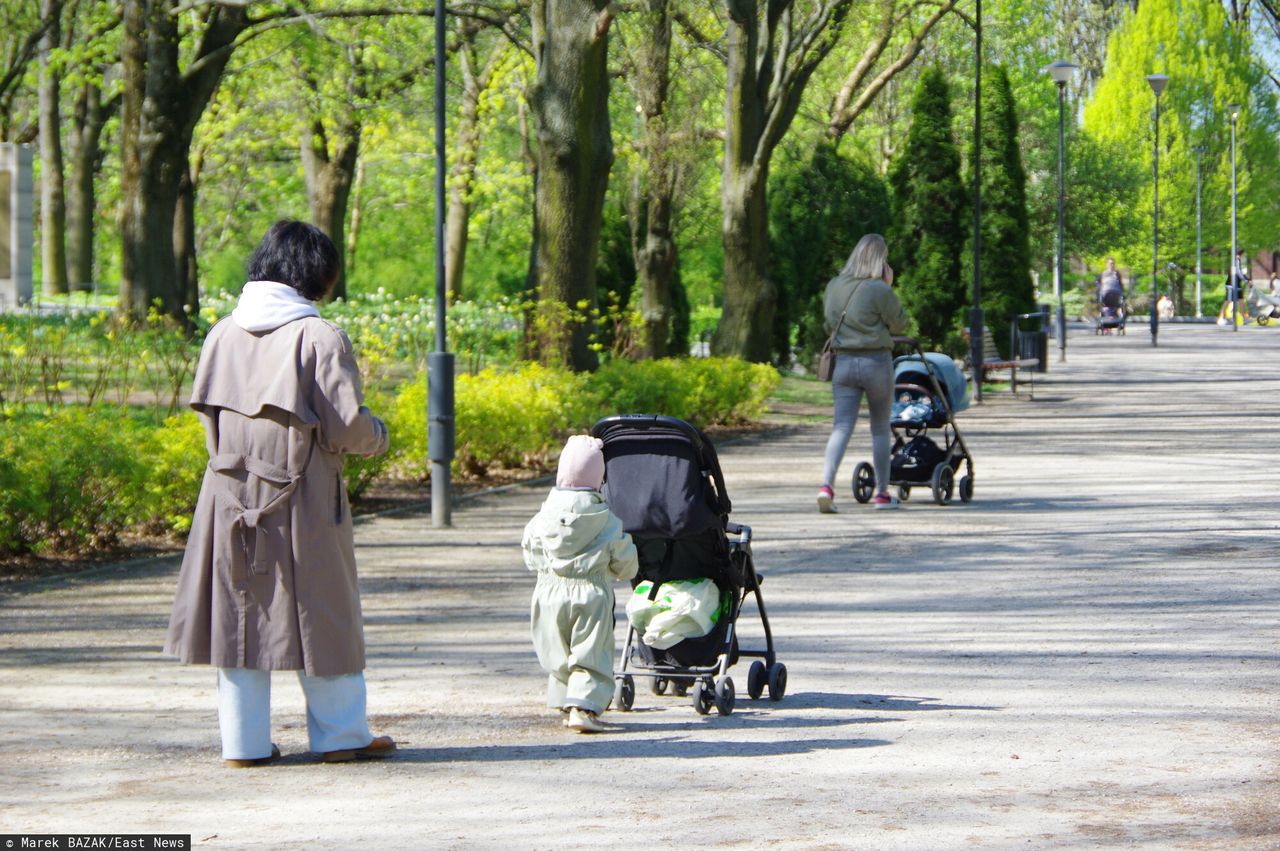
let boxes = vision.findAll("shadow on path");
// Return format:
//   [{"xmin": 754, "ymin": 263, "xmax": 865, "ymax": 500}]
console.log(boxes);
[
  {"xmin": 783, "ymin": 692, "xmax": 1002, "ymax": 712},
  {"xmin": 385, "ymin": 735, "xmax": 893, "ymax": 763}
]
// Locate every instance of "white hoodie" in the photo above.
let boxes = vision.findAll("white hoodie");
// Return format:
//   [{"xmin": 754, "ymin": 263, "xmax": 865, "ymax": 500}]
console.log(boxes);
[{"xmin": 231, "ymin": 281, "xmax": 320, "ymax": 333}]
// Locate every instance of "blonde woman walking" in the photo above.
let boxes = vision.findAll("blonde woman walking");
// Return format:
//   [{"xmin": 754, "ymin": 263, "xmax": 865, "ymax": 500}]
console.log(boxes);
[{"xmin": 817, "ymin": 234, "xmax": 910, "ymax": 513}]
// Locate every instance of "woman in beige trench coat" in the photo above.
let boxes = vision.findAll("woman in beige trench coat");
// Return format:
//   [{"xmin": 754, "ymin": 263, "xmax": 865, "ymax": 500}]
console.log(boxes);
[{"xmin": 164, "ymin": 221, "xmax": 395, "ymax": 767}]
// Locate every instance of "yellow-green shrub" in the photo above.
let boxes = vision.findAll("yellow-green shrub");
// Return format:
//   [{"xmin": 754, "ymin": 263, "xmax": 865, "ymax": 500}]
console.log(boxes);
[
  {"xmin": 590, "ymin": 357, "xmax": 779, "ymax": 425},
  {"xmin": 139, "ymin": 412, "xmax": 208, "ymax": 534},
  {"xmin": 382, "ymin": 357, "xmax": 777, "ymax": 482},
  {"xmin": 0, "ymin": 408, "xmax": 150, "ymax": 554},
  {"xmin": 388, "ymin": 363, "xmax": 598, "ymax": 479}
]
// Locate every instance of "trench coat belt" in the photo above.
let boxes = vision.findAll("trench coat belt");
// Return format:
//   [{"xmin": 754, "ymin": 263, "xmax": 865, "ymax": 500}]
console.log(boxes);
[{"xmin": 208, "ymin": 453, "xmax": 303, "ymax": 588}]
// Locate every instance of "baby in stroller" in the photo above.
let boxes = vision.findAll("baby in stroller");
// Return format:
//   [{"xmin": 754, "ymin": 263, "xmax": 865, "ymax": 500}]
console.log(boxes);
[{"xmin": 523, "ymin": 435, "xmax": 639, "ymax": 733}]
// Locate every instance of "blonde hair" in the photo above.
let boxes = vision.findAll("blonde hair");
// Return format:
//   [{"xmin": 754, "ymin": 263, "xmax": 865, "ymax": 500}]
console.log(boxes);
[{"xmin": 841, "ymin": 234, "xmax": 889, "ymax": 279}]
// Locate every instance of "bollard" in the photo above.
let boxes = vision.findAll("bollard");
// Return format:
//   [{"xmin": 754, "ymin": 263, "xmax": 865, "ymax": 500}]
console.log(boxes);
[{"xmin": 427, "ymin": 351, "xmax": 455, "ymax": 527}]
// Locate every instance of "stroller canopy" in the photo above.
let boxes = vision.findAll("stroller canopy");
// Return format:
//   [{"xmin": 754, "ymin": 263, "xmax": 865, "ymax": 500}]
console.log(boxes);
[
  {"xmin": 591, "ymin": 415, "xmax": 731, "ymax": 539},
  {"xmin": 894, "ymin": 353, "xmax": 970, "ymax": 414}
]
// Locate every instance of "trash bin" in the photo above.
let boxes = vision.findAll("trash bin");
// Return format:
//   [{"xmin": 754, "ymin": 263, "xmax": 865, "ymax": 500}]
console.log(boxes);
[{"xmin": 1015, "ymin": 312, "xmax": 1049, "ymax": 373}]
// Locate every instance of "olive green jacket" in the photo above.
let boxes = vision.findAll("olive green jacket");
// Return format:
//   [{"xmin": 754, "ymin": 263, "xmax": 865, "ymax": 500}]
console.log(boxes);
[{"xmin": 823, "ymin": 274, "xmax": 910, "ymax": 352}]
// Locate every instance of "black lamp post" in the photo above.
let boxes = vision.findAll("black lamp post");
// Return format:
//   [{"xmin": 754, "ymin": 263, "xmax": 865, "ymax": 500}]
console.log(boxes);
[
  {"xmin": 1229, "ymin": 103, "xmax": 1240, "ymax": 333},
  {"xmin": 428, "ymin": 0, "xmax": 455, "ymax": 527},
  {"xmin": 1195, "ymin": 143, "xmax": 1205, "ymax": 317},
  {"xmin": 1045, "ymin": 59, "xmax": 1077, "ymax": 363},
  {"xmin": 1146, "ymin": 73, "xmax": 1168, "ymax": 347},
  {"xmin": 968, "ymin": 0, "xmax": 984, "ymax": 403}
]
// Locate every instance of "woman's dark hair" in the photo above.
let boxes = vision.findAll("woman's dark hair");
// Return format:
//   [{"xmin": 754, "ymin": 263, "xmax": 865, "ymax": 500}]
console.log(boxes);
[{"xmin": 246, "ymin": 220, "xmax": 340, "ymax": 301}]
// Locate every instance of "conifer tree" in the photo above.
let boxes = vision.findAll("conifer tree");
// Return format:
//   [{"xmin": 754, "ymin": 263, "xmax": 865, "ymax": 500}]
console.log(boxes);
[
  {"xmin": 770, "ymin": 143, "xmax": 890, "ymax": 365},
  {"xmin": 889, "ymin": 67, "xmax": 968, "ymax": 353},
  {"xmin": 974, "ymin": 65, "xmax": 1034, "ymax": 356}
]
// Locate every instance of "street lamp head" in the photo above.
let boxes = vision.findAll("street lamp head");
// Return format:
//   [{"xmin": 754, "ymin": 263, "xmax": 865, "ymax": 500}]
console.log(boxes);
[
  {"xmin": 1146, "ymin": 74, "xmax": 1169, "ymax": 97},
  {"xmin": 1044, "ymin": 59, "xmax": 1078, "ymax": 86},
  {"xmin": 1228, "ymin": 103, "xmax": 1241, "ymax": 120}
]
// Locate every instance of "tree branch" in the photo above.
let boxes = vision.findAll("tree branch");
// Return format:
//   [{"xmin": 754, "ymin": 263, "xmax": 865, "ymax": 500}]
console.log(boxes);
[{"xmin": 826, "ymin": 0, "xmax": 958, "ymax": 140}]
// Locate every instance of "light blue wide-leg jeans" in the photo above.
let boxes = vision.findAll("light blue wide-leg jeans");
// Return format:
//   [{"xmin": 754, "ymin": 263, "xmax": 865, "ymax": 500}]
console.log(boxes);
[{"xmin": 217, "ymin": 668, "xmax": 373, "ymax": 759}]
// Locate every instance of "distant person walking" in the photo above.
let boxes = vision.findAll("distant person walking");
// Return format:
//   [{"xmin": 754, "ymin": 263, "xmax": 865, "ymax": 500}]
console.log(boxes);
[
  {"xmin": 164, "ymin": 221, "xmax": 396, "ymax": 767},
  {"xmin": 1219, "ymin": 248, "xmax": 1250, "ymax": 325},
  {"xmin": 1097, "ymin": 256, "xmax": 1124, "ymax": 304},
  {"xmin": 817, "ymin": 233, "xmax": 910, "ymax": 514}
]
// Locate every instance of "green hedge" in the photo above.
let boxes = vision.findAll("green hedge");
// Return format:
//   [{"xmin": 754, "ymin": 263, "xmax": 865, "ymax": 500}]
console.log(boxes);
[{"xmin": 0, "ymin": 358, "xmax": 779, "ymax": 557}]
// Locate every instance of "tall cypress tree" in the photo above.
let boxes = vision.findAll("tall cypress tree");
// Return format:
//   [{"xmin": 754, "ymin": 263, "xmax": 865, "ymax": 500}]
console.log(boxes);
[
  {"xmin": 974, "ymin": 65, "xmax": 1034, "ymax": 356},
  {"xmin": 889, "ymin": 67, "xmax": 968, "ymax": 353},
  {"xmin": 770, "ymin": 143, "xmax": 891, "ymax": 364}
]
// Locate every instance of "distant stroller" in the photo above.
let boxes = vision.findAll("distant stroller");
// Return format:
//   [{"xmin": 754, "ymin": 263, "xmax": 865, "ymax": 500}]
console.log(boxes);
[
  {"xmin": 1096, "ymin": 279, "xmax": 1126, "ymax": 335},
  {"xmin": 1251, "ymin": 280, "xmax": 1280, "ymax": 325},
  {"xmin": 852, "ymin": 338, "xmax": 974, "ymax": 506},
  {"xmin": 591, "ymin": 415, "xmax": 786, "ymax": 717}
]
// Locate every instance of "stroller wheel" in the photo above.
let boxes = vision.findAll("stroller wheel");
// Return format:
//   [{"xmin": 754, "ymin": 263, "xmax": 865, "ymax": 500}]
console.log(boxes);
[
  {"xmin": 959, "ymin": 474, "xmax": 974, "ymax": 503},
  {"xmin": 714, "ymin": 676, "xmax": 736, "ymax": 716},
  {"xmin": 651, "ymin": 676, "xmax": 669, "ymax": 696},
  {"xmin": 852, "ymin": 462, "xmax": 875, "ymax": 503},
  {"xmin": 614, "ymin": 674, "xmax": 635, "ymax": 712},
  {"xmin": 691, "ymin": 679, "xmax": 715, "ymax": 715},
  {"xmin": 672, "ymin": 679, "xmax": 689, "ymax": 697},
  {"xmin": 747, "ymin": 660, "xmax": 767, "ymax": 700},
  {"xmin": 767, "ymin": 662, "xmax": 788, "ymax": 702},
  {"xmin": 931, "ymin": 464, "xmax": 954, "ymax": 506},
  {"xmin": 897, "ymin": 485, "xmax": 911, "ymax": 502},
  {"xmin": 1259, "ymin": 315, "xmax": 1270, "ymax": 326}
]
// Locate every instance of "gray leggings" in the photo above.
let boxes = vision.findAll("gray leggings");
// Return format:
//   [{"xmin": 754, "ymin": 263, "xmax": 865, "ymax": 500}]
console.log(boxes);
[{"xmin": 822, "ymin": 350, "xmax": 894, "ymax": 492}]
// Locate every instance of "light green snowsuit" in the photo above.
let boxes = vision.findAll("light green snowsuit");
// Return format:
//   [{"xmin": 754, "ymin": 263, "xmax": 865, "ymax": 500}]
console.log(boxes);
[{"xmin": 523, "ymin": 488, "xmax": 639, "ymax": 714}]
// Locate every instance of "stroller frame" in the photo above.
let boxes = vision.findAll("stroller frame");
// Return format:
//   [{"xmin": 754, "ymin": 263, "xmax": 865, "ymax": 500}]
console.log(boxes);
[
  {"xmin": 591, "ymin": 415, "xmax": 786, "ymax": 717},
  {"xmin": 852, "ymin": 337, "xmax": 975, "ymax": 506}
]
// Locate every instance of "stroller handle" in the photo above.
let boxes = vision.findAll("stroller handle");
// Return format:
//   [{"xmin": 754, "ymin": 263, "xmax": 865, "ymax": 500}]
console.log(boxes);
[
  {"xmin": 592, "ymin": 414, "xmax": 705, "ymax": 452},
  {"xmin": 725, "ymin": 521, "xmax": 752, "ymax": 545}
]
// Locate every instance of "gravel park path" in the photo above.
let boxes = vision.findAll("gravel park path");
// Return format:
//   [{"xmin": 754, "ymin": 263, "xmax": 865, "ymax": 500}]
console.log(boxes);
[{"xmin": 1, "ymin": 323, "xmax": 1278, "ymax": 849}]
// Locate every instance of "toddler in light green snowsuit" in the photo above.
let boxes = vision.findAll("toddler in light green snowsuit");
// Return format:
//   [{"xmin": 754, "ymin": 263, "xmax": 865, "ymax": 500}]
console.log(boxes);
[{"xmin": 523, "ymin": 435, "xmax": 638, "ymax": 730}]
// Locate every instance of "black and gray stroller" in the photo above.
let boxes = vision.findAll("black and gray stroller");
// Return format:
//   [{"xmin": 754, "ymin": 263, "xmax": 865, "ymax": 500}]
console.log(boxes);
[
  {"xmin": 1096, "ymin": 280, "xmax": 1126, "ymax": 334},
  {"xmin": 591, "ymin": 415, "xmax": 786, "ymax": 717},
  {"xmin": 852, "ymin": 338, "xmax": 975, "ymax": 506}
]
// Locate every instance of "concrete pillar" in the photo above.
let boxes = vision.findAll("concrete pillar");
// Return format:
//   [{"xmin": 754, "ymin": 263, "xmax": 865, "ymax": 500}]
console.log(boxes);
[{"xmin": 0, "ymin": 143, "xmax": 34, "ymax": 310}]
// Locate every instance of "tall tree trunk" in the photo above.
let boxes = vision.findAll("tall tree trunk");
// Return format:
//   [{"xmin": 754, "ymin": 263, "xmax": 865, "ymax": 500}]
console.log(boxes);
[
  {"xmin": 444, "ymin": 25, "xmax": 504, "ymax": 303},
  {"xmin": 301, "ymin": 120, "xmax": 360, "ymax": 301},
  {"xmin": 119, "ymin": 0, "xmax": 248, "ymax": 323},
  {"xmin": 174, "ymin": 160, "xmax": 198, "ymax": 311},
  {"xmin": 715, "ymin": 3, "xmax": 774, "ymax": 362},
  {"xmin": 38, "ymin": 0, "xmax": 67, "ymax": 295},
  {"xmin": 630, "ymin": 0, "xmax": 677, "ymax": 359},
  {"xmin": 717, "ymin": 164, "xmax": 773, "ymax": 360},
  {"xmin": 528, "ymin": 0, "xmax": 614, "ymax": 371},
  {"xmin": 346, "ymin": 152, "xmax": 365, "ymax": 279},
  {"xmin": 65, "ymin": 79, "xmax": 112, "ymax": 291},
  {"xmin": 713, "ymin": 0, "xmax": 853, "ymax": 361}
]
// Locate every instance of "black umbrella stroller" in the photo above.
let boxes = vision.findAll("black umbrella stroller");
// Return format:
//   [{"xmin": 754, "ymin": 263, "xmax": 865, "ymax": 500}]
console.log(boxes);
[
  {"xmin": 852, "ymin": 338, "xmax": 975, "ymax": 506},
  {"xmin": 591, "ymin": 415, "xmax": 786, "ymax": 717},
  {"xmin": 1096, "ymin": 280, "xmax": 1126, "ymax": 334}
]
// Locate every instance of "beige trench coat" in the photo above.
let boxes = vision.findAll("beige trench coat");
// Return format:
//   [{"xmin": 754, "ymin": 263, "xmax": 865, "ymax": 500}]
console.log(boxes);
[{"xmin": 164, "ymin": 316, "xmax": 388, "ymax": 676}]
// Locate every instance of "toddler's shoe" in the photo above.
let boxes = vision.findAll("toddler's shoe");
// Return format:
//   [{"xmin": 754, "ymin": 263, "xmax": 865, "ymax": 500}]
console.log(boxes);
[
  {"xmin": 565, "ymin": 707, "xmax": 606, "ymax": 733},
  {"xmin": 872, "ymin": 491, "xmax": 901, "ymax": 510},
  {"xmin": 817, "ymin": 485, "xmax": 836, "ymax": 514}
]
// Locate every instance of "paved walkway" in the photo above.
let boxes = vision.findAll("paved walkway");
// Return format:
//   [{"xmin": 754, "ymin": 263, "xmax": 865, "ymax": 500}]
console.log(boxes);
[{"xmin": 1, "ymin": 324, "xmax": 1277, "ymax": 849}]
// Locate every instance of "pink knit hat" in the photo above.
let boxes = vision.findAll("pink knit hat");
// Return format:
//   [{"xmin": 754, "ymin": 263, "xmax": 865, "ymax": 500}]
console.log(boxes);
[{"xmin": 556, "ymin": 435, "xmax": 606, "ymax": 490}]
